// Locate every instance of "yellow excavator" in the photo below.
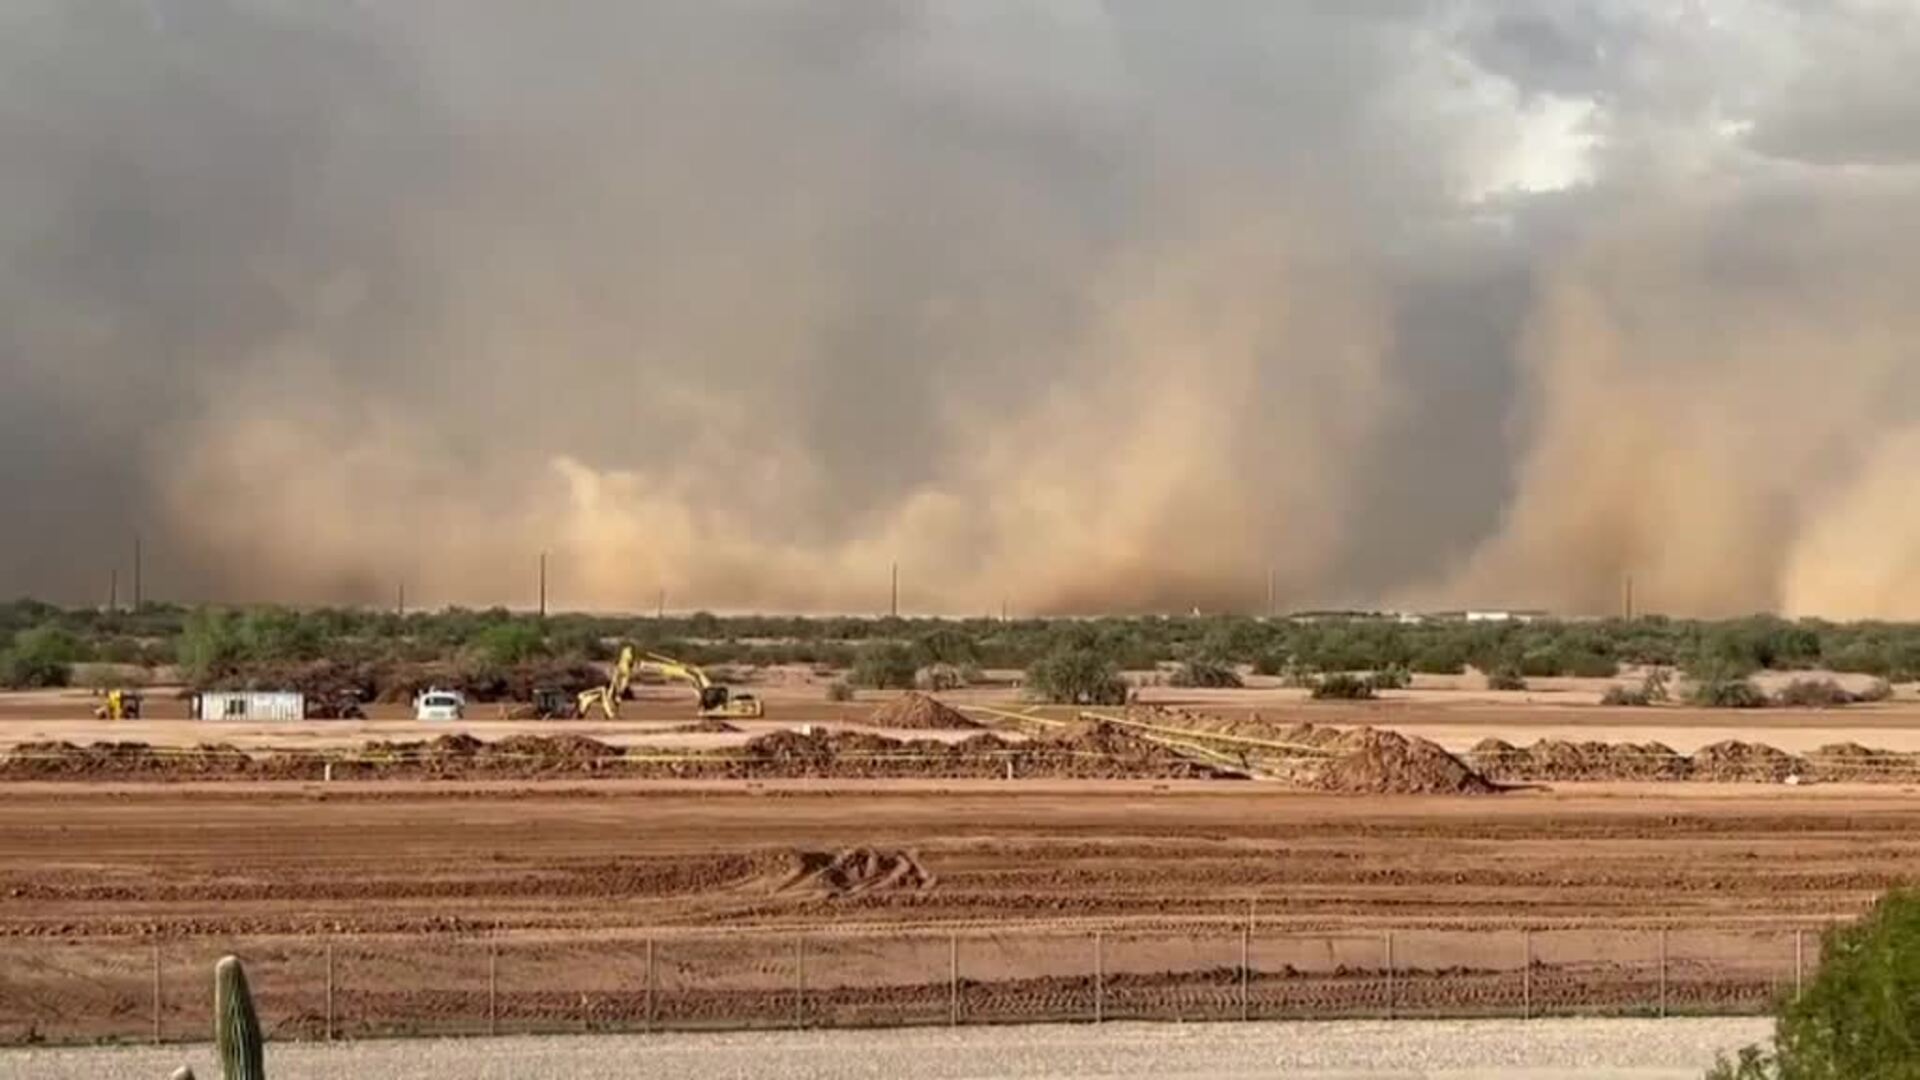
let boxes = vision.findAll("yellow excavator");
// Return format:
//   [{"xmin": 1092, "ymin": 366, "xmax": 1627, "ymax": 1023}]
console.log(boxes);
[
  {"xmin": 576, "ymin": 647, "xmax": 764, "ymax": 720},
  {"xmin": 93, "ymin": 688, "xmax": 142, "ymax": 720}
]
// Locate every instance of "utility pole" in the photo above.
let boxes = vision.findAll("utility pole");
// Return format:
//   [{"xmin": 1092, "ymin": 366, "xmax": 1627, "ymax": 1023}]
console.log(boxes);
[
  {"xmin": 538, "ymin": 551, "xmax": 548, "ymax": 618},
  {"xmin": 890, "ymin": 561, "xmax": 899, "ymax": 618},
  {"xmin": 656, "ymin": 586, "xmax": 666, "ymax": 619},
  {"xmin": 109, "ymin": 567, "xmax": 119, "ymax": 614},
  {"xmin": 1623, "ymin": 574, "xmax": 1635, "ymax": 621},
  {"xmin": 131, "ymin": 534, "xmax": 142, "ymax": 610},
  {"xmin": 1266, "ymin": 565, "xmax": 1276, "ymax": 618},
  {"xmin": 396, "ymin": 582, "xmax": 406, "ymax": 618}
]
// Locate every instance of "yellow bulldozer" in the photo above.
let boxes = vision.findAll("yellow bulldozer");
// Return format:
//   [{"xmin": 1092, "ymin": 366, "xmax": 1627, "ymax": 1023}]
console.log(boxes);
[{"xmin": 575, "ymin": 646, "xmax": 763, "ymax": 721}]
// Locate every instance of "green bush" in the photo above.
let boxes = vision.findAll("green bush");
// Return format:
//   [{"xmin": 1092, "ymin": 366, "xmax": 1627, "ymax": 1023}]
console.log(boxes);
[
  {"xmin": 1310, "ymin": 672, "xmax": 1376, "ymax": 700},
  {"xmin": 1774, "ymin": 678, "xmax": 1855, "ymax": 709},
  {"xmin": 1408, "ymin": 641, "xmax": 1469, "ymax": 675},
  {"xmin": 825, "ymin": 680, "xmax": 855, "ymax": 703},
  {"xmin": 1564, "ymin": 650, "xmax": 1620, "ymax": 678},
  {"xmin": 1707, "ymin": 890, "xmax": 1920, "ymax": 1079},
  {"xmin": 470, "ymin": 621, "xmax": 548, "ymax": 669},
  {"xmin": 1026, "ymin": 645, "xmax": 1129, "ymax": 705},
  {"xmin": 1486, "ymin": 666, "xmax": 1528, "ymax": 692},
  {"xmin": 1688, "ymin": 676, "xmax": 1768, "ymax": 709},
  {"xmin": 1167, "ymin": 658, "xmax": 1244, "ymax": 689},
  {"xmin": 1368, "ymin": 663, "xmax": 1412, "ymax": 691},
  {"xmin": 850, "ymin": 642, "xmax": 919, "ymax": 690},
  {"xmin": 0, "ymin": 625, "xmax": 81, "ymax": 688}
]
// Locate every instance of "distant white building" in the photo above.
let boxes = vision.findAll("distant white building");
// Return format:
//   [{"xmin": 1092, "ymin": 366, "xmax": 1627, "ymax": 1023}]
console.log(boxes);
[
  {"xmin": 1462, "ymin": 610, "xmax": 1549, "ymax": 624},
  {"xmin": 195, "ymin": 691, "xmax": 306, "ymax": 721}
]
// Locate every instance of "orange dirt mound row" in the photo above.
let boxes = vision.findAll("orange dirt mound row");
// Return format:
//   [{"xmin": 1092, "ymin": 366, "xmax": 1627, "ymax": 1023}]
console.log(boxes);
[
  {"xmin": 1464, "ymin": 737, "xmax": 1919, "ymax": 783},
  {"xmin": 0, "ymin": 725, "xmax": 1236, "ymax": 783}
]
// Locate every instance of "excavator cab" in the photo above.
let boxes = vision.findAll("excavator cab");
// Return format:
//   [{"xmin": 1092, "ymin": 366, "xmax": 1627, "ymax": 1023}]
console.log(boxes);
[
  {"xmin": 531, "ymin": 687, "xmax": 572, "ymax": 720},
  {"xmin": 697, "ymin": 685, "xmax": 764, "ymax": 719}
]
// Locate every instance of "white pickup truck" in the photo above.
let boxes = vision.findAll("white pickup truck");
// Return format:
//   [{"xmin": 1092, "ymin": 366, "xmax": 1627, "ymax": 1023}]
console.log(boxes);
[{"xmin": 413, "ymin": 688, "xmax": 466, "ymax": 722}]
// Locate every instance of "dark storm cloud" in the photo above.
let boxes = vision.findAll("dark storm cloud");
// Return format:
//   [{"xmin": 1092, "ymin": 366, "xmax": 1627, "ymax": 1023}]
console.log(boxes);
[{"xmin": 6, "ymin": 2, "xmax": 1920, "ymax": 616}]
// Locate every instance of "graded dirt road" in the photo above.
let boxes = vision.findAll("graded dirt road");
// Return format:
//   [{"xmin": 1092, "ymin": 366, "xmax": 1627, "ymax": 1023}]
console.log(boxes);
[{"xmin": 10, "ymin": 1018, "xmax": 1774, "ymax": 1080}]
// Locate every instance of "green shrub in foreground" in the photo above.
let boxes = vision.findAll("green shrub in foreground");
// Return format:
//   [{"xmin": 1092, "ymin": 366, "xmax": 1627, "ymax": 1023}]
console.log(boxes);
[{"xmin": 1708, "ymin": 890, "xmax": 1920, "ymax": 1079}]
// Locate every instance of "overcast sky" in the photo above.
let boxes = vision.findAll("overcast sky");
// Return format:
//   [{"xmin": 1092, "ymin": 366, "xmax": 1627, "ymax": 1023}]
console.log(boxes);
[{"xmin": 4, "ymin": 1, "xmax": 1920, "ymax": 617}]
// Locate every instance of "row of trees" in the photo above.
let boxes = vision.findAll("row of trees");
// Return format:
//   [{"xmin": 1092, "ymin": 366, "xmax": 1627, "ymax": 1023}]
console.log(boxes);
[{"xmin": 11, "ymin": 599, "xmax": 1920, "ymax": 691}]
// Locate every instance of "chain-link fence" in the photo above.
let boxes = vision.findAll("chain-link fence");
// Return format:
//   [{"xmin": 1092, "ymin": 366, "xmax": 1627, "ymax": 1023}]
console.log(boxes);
[{"xmin": 0, "ymin": 925, "xmax": 1819, "ymax": 1046}]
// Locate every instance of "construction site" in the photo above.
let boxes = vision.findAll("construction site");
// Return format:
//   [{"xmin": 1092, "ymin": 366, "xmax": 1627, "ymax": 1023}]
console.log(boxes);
[{"xmin": 6, "ymin": 652, "xmax": 1920, "ymax": 1050}]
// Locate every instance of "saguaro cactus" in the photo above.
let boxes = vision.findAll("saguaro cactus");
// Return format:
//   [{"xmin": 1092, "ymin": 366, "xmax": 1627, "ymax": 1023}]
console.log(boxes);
[
  {"xmin": 164, "ymin": 955, "xmax": 266, "ymax": 1079},
  {"xmin": 215, "ymin": 956, "xmax": 266, "ymax": 1080}
]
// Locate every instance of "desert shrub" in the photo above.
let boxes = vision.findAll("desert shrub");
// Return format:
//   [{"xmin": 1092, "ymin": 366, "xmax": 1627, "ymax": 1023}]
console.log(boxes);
[
  {"xmin": 1601, "ymin": 683, "xmax": 1652, "ymax": 707},
  {"xmin": 1563, "ymin": 650, "xmax": 1620, "ymax": 678},
  {"xmin": 1688, "ymin": 676, "xmax": 1768, "ymax": 709},
  {"xmin": 1167, "ymin": 657, "xmax": 1244, "ymax": 689},
  {"xmin": 1518, "ymin": 648, "xmax": 1565, "ymax": 679},
  {"xmin": 177, "ymin": 608, "xmax": 245, "ymax": 684},
  {"xmin": 470, "ymin": 621, "xmax": 548, "ymax": 670},
  {"xmin": 1368, "ymin": 663, "xmax": 1412, "ymax": 691},
  {"xmin": 0, "ymin": 625, "xmax": 80, "ymax": 688},
  {"xmin": 1408, "ymin": 639, "xmax": 1470, "ymax": 675},
  {"xmin": 850, "ymin": 642, "xmax": 918, "ymax": 690},
  {"xmin": 1278, "ymin": 657, "xmax": 1319, "ymax": 689},
  {"xmin": 1705, "ymin": 890, "xmax": 1920, "ymax": 1079},
  {"xmin": 914, "ymin": 663, "xmax": 970, "ymax": 692},
  {"xmin": 1026, "ymin": 645, "xmax": 1129, "ymax": 706},
  {"xmin": 1310, "ymin": 672, "xmax": 1376, "ymax": 701},
  {"xmin": 1485, "ymin": 666, "xmax": 1528, "ymax": 692},
  {"xmin": 825, "ymin": 680, "xmax": 855, "ymax": 703},
  {"xmin": 1857, "ymin": 678, "xmax": 1895, "ymax": 703},
  {"xmin": 1773, "ymin": 678, "xmax": 1855, "ymax": 709},
  {"xmin": 915, "ymin": 628, "xmax": 981, "ymax": 668}
]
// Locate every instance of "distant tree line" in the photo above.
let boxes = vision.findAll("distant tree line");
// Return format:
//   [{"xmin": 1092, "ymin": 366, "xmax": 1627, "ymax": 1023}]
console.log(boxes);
[{"xmin": 8, "ymin": 598, "xmax": 1920, "ymax": 693}]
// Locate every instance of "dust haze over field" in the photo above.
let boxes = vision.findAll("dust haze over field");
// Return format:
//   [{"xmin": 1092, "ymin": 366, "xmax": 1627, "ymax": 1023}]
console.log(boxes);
[{"xmin": 5, "ymin": 3, "xmax": 1920, "ymax": 617}]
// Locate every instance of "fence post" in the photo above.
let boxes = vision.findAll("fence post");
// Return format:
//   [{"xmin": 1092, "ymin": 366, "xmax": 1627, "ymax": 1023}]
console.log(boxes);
[
  {"xmin": 487, "ymin": 939, "xmax": 498, "ymax": 1038},
  {"xmin": 1794, "ymin": 929, "xmax": 1804, "ymax": 998},
  {"xmin": 325, "ymin": 942, "xmax": 336, "ymax": 1042},
  {"xmin": 794, "ymin": 938, "xmax": 806, "ymax": 1030},
  {"xmin": 1522, "ymin": 930, "xmax": 1532, "ymax": 1020},
  {"xmin": 948, "ymin": 933, "xmax": 960, "ymax": 1027},
  {"xmin": 1093, "ymin": 931, "xmax": 1104, "ymax": 1024},
  {"xmin": 151, "ymin": 939, "xmax": 162, "ymax": 1045},
  {"xmin": 646, "ymin": 938, "xmax": 657, "ymax": 1034},
  {"xmin": 1657, "ymin": 928, "xmax": 1667, "ymax": 1018},
  {"xmin": 1239, "ymin": 916, "xmax": 1251, "ymax": 1022},
  {"xmin": 1384, "ymin": 931, "xmax": 1395, "ymax": 1021}
]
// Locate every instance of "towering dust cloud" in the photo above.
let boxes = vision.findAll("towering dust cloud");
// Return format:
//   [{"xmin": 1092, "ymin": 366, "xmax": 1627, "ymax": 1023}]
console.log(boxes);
[{"xmin": 5, "ymin": 3, "xmax": 1920, "ymax": 616}]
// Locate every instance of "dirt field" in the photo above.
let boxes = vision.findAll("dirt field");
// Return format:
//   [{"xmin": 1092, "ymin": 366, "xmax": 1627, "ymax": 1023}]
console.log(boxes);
[
  {"xmin": 0, "ymin": 779, "xmax": 1907, "ymax": 939},
  {"xmin": 5, "ymin": 679, "xmax": 1917, "ymax": 1044}
]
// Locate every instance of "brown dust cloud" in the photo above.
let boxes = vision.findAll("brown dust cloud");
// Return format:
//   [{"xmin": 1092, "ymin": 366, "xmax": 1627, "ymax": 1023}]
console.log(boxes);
[{"xmin": 5, "ymin": 4, "xmax": 1920, "ymax": 618}]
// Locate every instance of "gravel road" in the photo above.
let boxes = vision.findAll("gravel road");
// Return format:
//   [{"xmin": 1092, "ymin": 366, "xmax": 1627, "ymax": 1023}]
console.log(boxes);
[{"xmin": 5, "ymin": 1017, "xmax": 1768, "ymax": 1079}]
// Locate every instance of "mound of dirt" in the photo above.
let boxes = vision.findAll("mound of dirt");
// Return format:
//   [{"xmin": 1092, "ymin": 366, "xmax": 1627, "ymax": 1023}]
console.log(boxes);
[
  {"xmin": 865, "ymin": 692, "xmax": 980, "ymax": 730},
  {"xmin": 660, "ymin": 718, "xmax": 741, "ymax": 734},
  {"xmin": 487, "ymin": 734, "xmax": 621, "ymax": 762},
  {"xmin": 1806, "ymin": 742, "xmax": 1914, "ymax": 782},
  {"xmin": 1690, "ymin": 740, "xmax": 1806, "ymax": 783},
  {"xmin": 767, "ymin": 847, "xmax": 934, "ymax": 898},
  {"xmin": 1472, "ymin": 739, "xmax": 1692, "ymax": 782},
  {"xmin": 1309, "ymin": 728, "xmax": 1496, "ymax": 795}
]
